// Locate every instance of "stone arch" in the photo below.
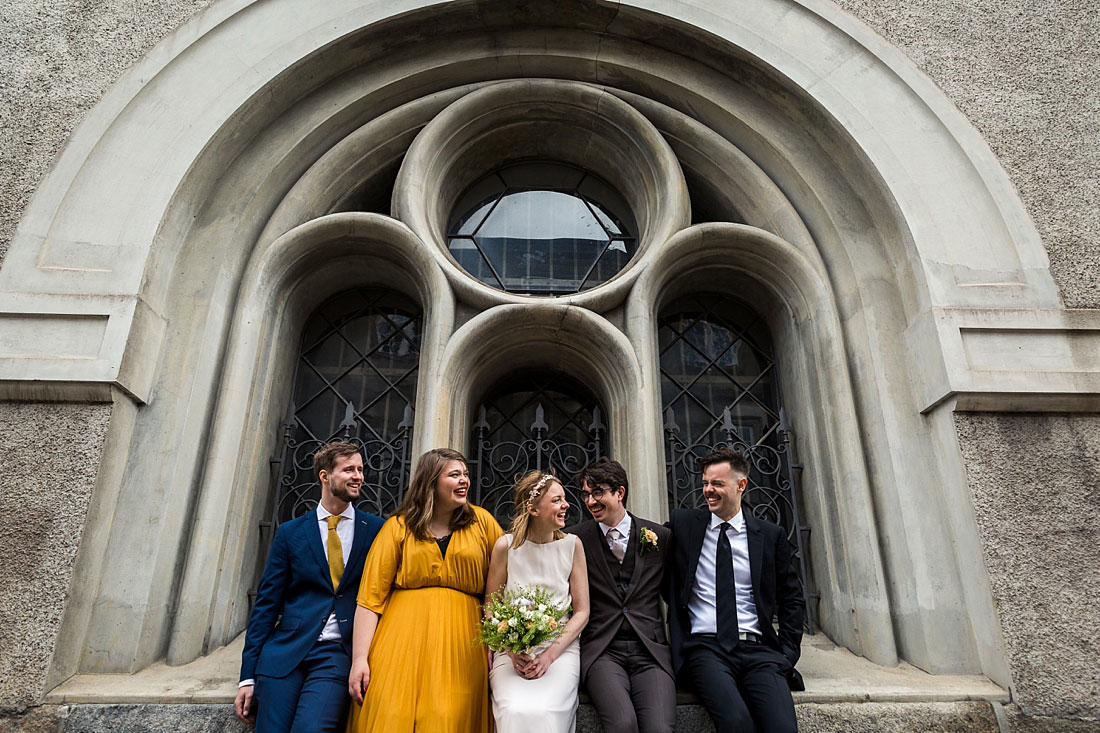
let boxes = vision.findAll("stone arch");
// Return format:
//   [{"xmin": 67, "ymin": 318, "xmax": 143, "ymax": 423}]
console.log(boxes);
[
  {"xmin": 0, "ymin": 0, "xmax": 1039, "ymax": 686},
  {"xmin": 630, "ymin": 222, "xmax": 896, "ymax": 664},
  {"xmin": 435, "ymin": 303, "xmax": 653, "ymax": 513},
  {"xmin": 167, "ymin": 213, "xmax": 453, "ymax": 664}
]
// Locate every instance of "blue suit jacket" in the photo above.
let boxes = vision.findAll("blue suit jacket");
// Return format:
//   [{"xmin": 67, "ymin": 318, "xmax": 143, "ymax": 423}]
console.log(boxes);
[{"xmin": 240, "ymin": 506, "xmax": 385, "ymax": 681}]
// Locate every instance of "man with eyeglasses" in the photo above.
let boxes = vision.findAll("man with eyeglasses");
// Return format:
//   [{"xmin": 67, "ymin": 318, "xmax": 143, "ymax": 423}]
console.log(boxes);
[{"xmin": 565, "ymin": 457, "xmax": 675, "ymax": 733}]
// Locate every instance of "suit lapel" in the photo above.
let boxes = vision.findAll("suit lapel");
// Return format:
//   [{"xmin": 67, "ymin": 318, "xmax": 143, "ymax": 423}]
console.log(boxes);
[
  {"xmin": 303, "ymin": 508, "xmax": 328, "ymax": 577},
  {"xmin": 583, "ymin": 521, "xmax": 619, "ymax": 593},
  {"xmin": 623, "ymin": 514, "xmax": 645, "ymax": 600},
  {"xmin": 683, "ymin": 510, "xmax": 709, "ymax": 599},
  {"xmin": 340, "ymin": 509, "xmax": 370, "ymax": 591},
  {"xmin": 746, "ymin": 514, "xmax": 764, "ymax": 596}
]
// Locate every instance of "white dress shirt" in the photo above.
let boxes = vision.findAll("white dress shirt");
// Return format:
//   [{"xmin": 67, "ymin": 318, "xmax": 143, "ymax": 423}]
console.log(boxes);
[
  {"xmin": 316, "ymin": 502, "xmax": 356, "ymax": 641},
  {"xmin": 598, "ymin": 512, "xmax": 632, "ymax": 558},
  {"xmin": 687, "ymin": 510, "xmax": 761, "ymax": 636},
  {"xmin": 239, "ymin": 503, "xmax": 356, "ymax": 689}
]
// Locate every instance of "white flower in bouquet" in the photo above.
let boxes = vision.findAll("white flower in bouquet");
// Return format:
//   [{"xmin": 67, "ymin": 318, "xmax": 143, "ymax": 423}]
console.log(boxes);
[{"xmin": 479, "ymin": 584, "xmax": 571, "ymax": 654}]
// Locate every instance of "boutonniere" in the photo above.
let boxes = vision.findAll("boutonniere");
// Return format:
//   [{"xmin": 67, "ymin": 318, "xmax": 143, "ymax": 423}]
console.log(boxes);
[{"xmin": 639, "ymin": 527, "xmax": 659, "ymax": 554}]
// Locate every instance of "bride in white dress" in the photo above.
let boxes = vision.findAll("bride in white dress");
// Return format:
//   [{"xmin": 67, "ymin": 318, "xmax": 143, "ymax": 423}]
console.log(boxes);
[{"xmin": 485, "ymin": 471, "xmax": 590, "ymax": 733}]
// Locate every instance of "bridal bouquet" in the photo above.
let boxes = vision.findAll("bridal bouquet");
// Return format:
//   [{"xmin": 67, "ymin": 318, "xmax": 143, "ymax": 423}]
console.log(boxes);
[{"xmin": 478, "ymin": 584, "xmax": 571, "ymax": 654}]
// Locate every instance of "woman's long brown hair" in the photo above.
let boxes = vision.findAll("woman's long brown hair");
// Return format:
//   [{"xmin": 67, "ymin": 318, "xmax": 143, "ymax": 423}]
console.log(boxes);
[{"xmin": 395, "ymin": 448, "xmax": 477, "ymax": 541}]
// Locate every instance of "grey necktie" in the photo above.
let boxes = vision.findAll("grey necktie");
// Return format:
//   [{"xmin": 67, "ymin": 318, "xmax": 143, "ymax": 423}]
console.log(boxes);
[{"xmin": 607, "ymin": 527, "xmax": 625, "ymax": 562}]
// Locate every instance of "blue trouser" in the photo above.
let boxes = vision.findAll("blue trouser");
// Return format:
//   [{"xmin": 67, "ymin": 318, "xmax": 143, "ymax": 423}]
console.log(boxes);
[{"xmin": 254, "ymin": 640, "xmax": 351, "ymax": 733}]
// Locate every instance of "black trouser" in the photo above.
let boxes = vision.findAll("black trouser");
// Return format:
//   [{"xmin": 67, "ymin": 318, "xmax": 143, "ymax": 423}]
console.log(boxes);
[{"xmin": 682, "ymin": 633, "xmax": 797, "ymax": 733}]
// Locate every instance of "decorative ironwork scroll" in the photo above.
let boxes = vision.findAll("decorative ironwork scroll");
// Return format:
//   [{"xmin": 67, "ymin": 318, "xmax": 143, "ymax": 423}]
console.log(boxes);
[
  {"xmin": 270, "ymin": 288, "xmax": 421, "ymax": 525},
  {"xmin": 660, "ymin": 295, "xmax": 818, "ymax": 631},
  {"xmin": 471, "ymin": 374, "xmax": 605, "ymax": 528}
]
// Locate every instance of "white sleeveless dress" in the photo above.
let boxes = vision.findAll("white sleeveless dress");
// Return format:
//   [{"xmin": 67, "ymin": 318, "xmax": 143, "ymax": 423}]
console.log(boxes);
[{"xmin": 490, "ymin": 534, "xmax": 581, "ymax": 733}]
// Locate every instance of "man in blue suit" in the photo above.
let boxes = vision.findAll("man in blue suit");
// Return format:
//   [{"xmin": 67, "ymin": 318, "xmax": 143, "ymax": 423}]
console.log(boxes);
[{"xmin": 235, "ymin": 441, "xmax": 385, "ymax": 732}]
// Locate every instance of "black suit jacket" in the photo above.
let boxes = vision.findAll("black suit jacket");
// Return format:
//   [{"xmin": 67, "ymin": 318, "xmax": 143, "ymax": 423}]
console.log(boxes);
[
  {"xmin": 566, "ymin": 514, "xmax": 673, "ymax": 682},
  {"xmin": 666, "ymin": 508, "xmax": 805, "ymax": 690}
]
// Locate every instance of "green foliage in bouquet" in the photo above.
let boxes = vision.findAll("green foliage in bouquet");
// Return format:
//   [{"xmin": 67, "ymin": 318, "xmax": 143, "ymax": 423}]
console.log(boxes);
[{"xmin": 478, "ymin": 584, "xmax": 571, "ymax": 654}]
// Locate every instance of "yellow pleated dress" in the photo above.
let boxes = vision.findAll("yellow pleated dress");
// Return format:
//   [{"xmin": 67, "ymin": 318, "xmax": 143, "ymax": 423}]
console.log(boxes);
[{"xmin": 347, "ymin": 505, "xmax": 503, "ymax": 733}]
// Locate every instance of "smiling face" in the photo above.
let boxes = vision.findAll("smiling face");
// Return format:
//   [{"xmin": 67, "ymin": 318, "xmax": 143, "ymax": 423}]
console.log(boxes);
[
  {"xmin": 701, "ymin": 460, "xmax": 746, "ymax": 521},
  {"xmin": 321, "ymin": 451, "xmax": 364, "ymax": 506},
  {"xmin": 530, "ymin": 480, "xmax": 569, "ymax": 530},
  {"xmin": 582, "ymin": 479, "xmax": 626, "ymax": 527},
  {"xmin": 433, "ymin": 459, "xmax": 470, "ymax": 514}
]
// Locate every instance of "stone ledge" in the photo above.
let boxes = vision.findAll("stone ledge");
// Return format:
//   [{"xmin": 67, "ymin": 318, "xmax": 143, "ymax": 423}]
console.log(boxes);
[
  {"xmin": 45, "ymin": 633, "xmax": 1009, "ymax": 707},
  {"xmin": 2, "ymin": 701, "xmax": 1005, "ymax": 732}
]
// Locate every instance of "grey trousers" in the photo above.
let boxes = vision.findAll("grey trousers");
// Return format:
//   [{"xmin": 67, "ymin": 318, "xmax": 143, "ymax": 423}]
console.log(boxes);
[{"xmin": 583, "ymin": 638, "xmax": 676, "ymax": 733}]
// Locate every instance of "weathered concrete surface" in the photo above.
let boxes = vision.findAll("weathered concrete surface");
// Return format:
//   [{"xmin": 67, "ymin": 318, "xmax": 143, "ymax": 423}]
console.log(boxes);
[
  {"xmin": 47, "ymin": 629, "xmax": 1007, "ymax": 707},
  {"xmin": 0, "ymin": 403, "xmax": 111, "ymax": 712},
  {"xmin": 837, "ymin": 0, "xmax": 1100, "ymax": 307},
  {"xmin": 1004, "ymin": 704, "xmax": 1100, "ymax": 732},
  {"xmin": 0, "ymin": 0, "xmax": 214, "ymax": 264},
  {"xmin": 1, "ymin": 702, "xmax": 1004, "ymax": 732},
  {"xmin": 955, "ymin": 413, "xmax": 1100, "ymax": 721},
  {"xmin": 3, "ymin": 0, "xmax": 1098, "ymax": 306}
]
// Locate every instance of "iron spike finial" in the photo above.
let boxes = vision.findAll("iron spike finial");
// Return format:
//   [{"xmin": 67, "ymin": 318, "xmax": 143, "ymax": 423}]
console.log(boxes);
[{"xmin": 530, "ymin": 403, "xmax": 549, "ymax": 433}]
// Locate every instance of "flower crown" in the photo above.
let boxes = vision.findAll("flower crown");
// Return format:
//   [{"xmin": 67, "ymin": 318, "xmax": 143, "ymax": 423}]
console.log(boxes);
[{"xmin": 527, "ymin": 473, "xmax": 553, "ymax": 506}]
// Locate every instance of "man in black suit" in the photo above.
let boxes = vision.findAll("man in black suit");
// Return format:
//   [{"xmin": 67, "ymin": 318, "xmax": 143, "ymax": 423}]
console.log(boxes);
[
  {"xmin": 667, "ymin": 448, "xmax": 804, "ymax": 733},
  {"xmin": 566, "ymin": 457, "xmax": 675, "ymax": 733}
]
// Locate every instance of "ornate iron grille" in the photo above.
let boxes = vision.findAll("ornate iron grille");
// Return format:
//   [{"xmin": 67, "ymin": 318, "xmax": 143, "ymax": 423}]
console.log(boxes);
[
  {"xmin": 471, "ymin": 374, "xmax": 605, "ymax": 528},
  {"xmin": 270, "ymin": 288, "xmax": 421, "ymax": 524},
  {"xmin": 660, "ymin": 294, "xmax": 817, "ymax": 630}
]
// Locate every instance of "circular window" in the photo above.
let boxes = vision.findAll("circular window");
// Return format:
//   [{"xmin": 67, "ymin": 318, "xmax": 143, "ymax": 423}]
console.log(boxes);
[{"xmin": 446, "ymin": 162, "xmax": 638, "ymax": 295}]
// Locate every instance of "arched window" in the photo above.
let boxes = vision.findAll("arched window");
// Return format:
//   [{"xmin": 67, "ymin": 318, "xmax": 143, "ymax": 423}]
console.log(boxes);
[
  {"xmin": 660, "ymin": 293, "xmax": 814, "ymax": 626},
  {"xmin": 272, "ymin": 287, "xmax": 422, "ymax": 522},
  {"xmin": 470, "ymin": 373, "xmax": 606, "ymax": 527}
]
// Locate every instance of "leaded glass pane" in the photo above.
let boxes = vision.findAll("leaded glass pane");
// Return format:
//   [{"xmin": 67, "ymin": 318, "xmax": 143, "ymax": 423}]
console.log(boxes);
[
  {"xmin": 272, "ymin": 288, "xmax": 421, "ymax": 523},
  {"xmin": 447, "ymin": 161, "xmax": 637, "ymax": 295}
]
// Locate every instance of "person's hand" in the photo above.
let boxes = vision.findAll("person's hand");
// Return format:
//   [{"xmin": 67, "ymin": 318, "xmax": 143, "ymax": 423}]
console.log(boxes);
[
  {"xmin": 349, "ymin": 659, "xmax": 370, "ymax": 704},
  {"xmin": 234, "ymin": 685, "xmax": 256, "ymax": 723},
  {"xmin": 507, "ymin": 651, "xmax": 532, "ymax": 676},
  {"xmin": 524, "ymin": 647, "xmax": 557, "ymax": 680}
]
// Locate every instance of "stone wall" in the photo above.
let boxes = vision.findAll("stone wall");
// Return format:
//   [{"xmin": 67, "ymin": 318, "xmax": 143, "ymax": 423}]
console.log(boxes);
[
  {"xmin": 2, "ymin": 0, "xmax": 1100, "ymax": 726},
  {"xmin": 0, "ymin": 403, "xmax": 111, "ymax": 712},
  {"xmin": 3, "ymin": 0, "xmax": 1098, "ymax": 305},
  {"xmin": 835, "ymin": 0, "xmax": 1100, "ymax": 308},
  {"xmin": 955, "ymin": 413, "xmax": 1100, "ymax": 726},
  {"xmin": 0, "ymin": 0, "xmax": 214, "ymax": 264}
]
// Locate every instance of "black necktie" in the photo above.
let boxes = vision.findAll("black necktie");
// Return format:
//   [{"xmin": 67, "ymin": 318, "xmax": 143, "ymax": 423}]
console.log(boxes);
[{"xmin": 716, "ymin": 521, "xmax": 739, "ymax": 652}]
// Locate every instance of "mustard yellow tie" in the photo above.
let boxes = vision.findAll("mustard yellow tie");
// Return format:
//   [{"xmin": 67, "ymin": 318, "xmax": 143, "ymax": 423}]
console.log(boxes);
[{"xmin": 326, "ymin": 515, "xmax": 344, "ymax": 591}]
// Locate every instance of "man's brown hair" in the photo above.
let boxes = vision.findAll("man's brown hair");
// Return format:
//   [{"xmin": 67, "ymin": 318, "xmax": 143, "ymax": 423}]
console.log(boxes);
[
  {"xmin": 698, "ymin": 447, "xmax": 750, "ymax": 477},
  {"xmin": 577, "ymin": 456, "xmax": 629, "ymax": 504},
  {"xmin": 312, "ymin": 441, "xmax": 362, "ymax": 480}
]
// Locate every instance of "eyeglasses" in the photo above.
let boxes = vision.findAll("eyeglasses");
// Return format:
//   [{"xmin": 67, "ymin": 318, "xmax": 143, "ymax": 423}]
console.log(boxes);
[{"xmin": 580, "ymin": 486, "xmax": 615, "ymax": 501}]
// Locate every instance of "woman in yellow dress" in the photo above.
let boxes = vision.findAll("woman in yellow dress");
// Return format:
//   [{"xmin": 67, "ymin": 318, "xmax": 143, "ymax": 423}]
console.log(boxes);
[{"xmin": 347, "ymin": 448, "xmax": 503, "ymax": 732}]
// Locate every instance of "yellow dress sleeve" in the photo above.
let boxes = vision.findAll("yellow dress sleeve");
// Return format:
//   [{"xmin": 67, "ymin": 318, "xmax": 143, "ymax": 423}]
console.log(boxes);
[
  {"xmin": 357, "ymin": 515, "xmax": 405, "ymax": 614},
  {"xmin": 481, "ymin": 507, "xmax": 504, "ymax": 564}
]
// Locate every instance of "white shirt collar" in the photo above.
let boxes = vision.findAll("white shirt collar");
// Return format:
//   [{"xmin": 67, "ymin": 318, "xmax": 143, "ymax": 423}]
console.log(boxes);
[
  {"xmin": 709, "ymin": 509, "xmax": 744, "ymax": 533},
  {"xmin": 317, "ymin": 503, "xmax": 356, "ymax": 521},
  {"xmin": 598, "ymin": 511, "xmax": 632, "ymax": 538}
]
